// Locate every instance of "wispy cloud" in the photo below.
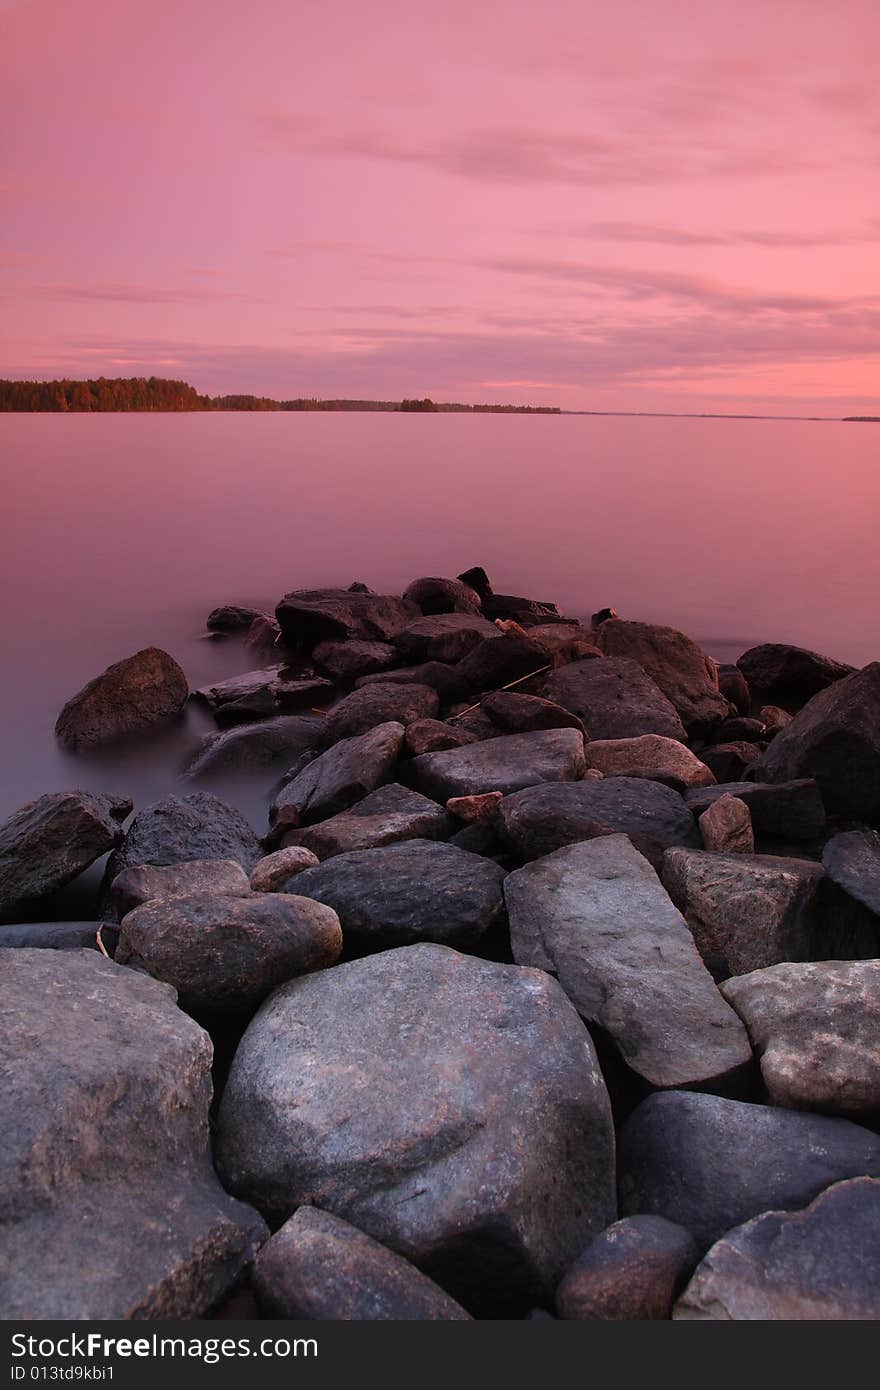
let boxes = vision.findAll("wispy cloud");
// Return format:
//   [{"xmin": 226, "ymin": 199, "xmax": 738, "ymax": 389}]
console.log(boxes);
[
  {"xmin": 551, "ymin": 221, "xmax": 880, "ymax": 248},
  {"xmin": 34, "ymin": 281, "xmax": 263, "ymax": 305}
]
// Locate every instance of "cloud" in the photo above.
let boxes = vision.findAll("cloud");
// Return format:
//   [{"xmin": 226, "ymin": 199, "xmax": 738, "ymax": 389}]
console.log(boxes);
[
  {"xmin": 553, "ymin": 221, "xmax": 880, "ymax": 248},
  {"xmin": 33, "ymin": 281, "xmax": 262, "ymax": 305}
]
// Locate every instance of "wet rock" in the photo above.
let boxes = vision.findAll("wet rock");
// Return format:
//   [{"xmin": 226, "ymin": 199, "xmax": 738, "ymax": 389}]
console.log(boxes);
[
  {"xmin": 312, "ymin": 639, "xmax": 399, "ymax": 683},
  {"xmin": 583, "ymin": 734, "xmax": 715, "ymax": 790},
  {"xmin": 481, "ymin": 690, "xmax": 586, "ymax": 736},
  {"xmin": 443, "ymin": 707, "xmax": 498, "ymax": 742},
  {"xmin": 720, "ymin": 960, "xmax": 880, "ymax": 1116},
  {"xmin": 685, "ymin": 779, "xmax": 825, "ymax": 843},
  {"xmin": 195, "ymin": 665, "xmax": 283, "ymax": 710},
  {"xmin": 408, "ymin": 729, "xmax": 586, "ymax": 801},
  {"xmin": 543, "ymin": 657, "xmax": 686, "ymax": 742},
  {"xmin": 527, "ymin": 623, "xmax": 601, "ymax": 663},
  {"xmin": 105, "ymin": 793, "xmax": 262, "ymax": 890},
  {"xmin": 595, "ymin": 620, "xmax": 729, "ymax": 732},
  {"xmin": 717, "ymin": 664, "xmax": 751, "ymax": 717},
  {"xmin": 405, "ymin": 719, "xmax": 479, "ymax": 756},
  {"xmin": 403, "ymin": 576, "xmax": 483, "ymax": 616},
  {"xmin": 822, "ymin": 829, "xmax": 880, "ymax": 916},
  {"xmin": 55, "ymin": 648, "xmax": 188, "ymax": 750},
  {"xmin": 760, "ymin": 704, "xmax": 792, "ymax": 734},
  {"xmin": 291, "ymin": 839, "xmax": 505, "ymax": 948},
  {"xmin": 182, "ymin": 715, "xmax": 320, "ymax": 778},
  {"xmin": 700, "ymin": 741, "xmax": 762, "ymax": 782},
  {"xmin": 736, "ymin": 643, "xmax": 855, "ymax": 711},
  {"xmin": 617, "ymin": 1090, "xmax": 880, "ymax": 1252},
  {"xmin": 674, "ymin": 1178, "xmax": 880, "ymax": 1321},
  {"xmin": 447, "ymin": 791, "xmax": 504, "ymax": 823},
  {"xmin": 0, "ymin": 790, "xmax": 131, "ymax": 922},
  {"xmin": 216, "ymin": 943, "xmax": 616, "ymax": 1315},
  {"xmin": 556, "ymin": 1216, "xmax": 699, "ymax": 1321},
  {"xmin": 0, "ymin": 949, "xmax": 266, "ymax": 1319},
  {"xmin": 456, "ymin": 568, "xmax": 562, "ymax": 625},
  {"xmin": 663, "ymin": 848, "xmax": 825, "ymax": 979},
  {"xmin": 117, "ymin": 892, "xmax": 342, "ymax": 1014},
  {"xmin": 253, "ymin": 1206, "xmax": 470, "ymax": 1320},
  {"xmin": 356, "ymin": 661, "xmax": 472, "ymax": 704},
  {"xmin": 699, "ymin": 795, "xmax": 754, "ymax": 854},
  {"xmin": 321, "ymin": 683, "xmax": 438, "ymax": 744},
  {"xmin": 0, "ymin": 921, "xmax": 118, "ymax": 953},
  {"xmin": 207, "ymin": 604, "xmax": 264, "ymax": 631},
  {"xmin": 392, "ymin": 613, "xmax": 500, "ymax": 664},
  {"xmin": 456, "ymin": 634, "xmax": 550, "ymax": 692},
  {"xmin": 249, "ymin": 847, "xmax": 320, "ymax": 891},
  {"xmin": 498, "ymin": 778, "xmax": 699, "ymax": 866},
  {"xmin": 505, "ymin": 836, "xmax": 751, "ymax": 1091},
  {"xmin": 270, "ymin": 722, "xmax": 405, "ymax": 831},
  {"xmin": 275, "ymin": 588, "xmax": 417, "ymax": 649},
  {"xmin": 243, "ymin": 615, "xmax": 282, "ymax": 653},
  {"xmin": 110, "ymin": 859, "xmax": 251, "ymax": 915},
  {"xmin": 283, "ymin": 783, "xmax": 452, "ymax": 860},
  {"xmin": 715, "ymin": 717, "xmax": 766, "ymax": 743}
]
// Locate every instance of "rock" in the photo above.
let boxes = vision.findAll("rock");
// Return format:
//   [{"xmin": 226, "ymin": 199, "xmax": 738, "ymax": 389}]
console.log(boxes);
[
  {"xmin": 447, "ymin": 792, "xmax": 504, "ymax": 823},
  {"xmin": 736, "ymin": 643, "xmax": 855, "ymax": 710},
  {"xmin": 206, "ymin": 604, "xmax": 264, "ymax": 631},
  {"xmin": 595, "ymin": 620, "xmax": 729, "ymax": 732},
  {"xmin": 252, "ymin": 1206, "xmax": 470, "ymax": 1320},
  {"xmin": 182, "ymin": 715, "xmax": 320, "ymax": 778},
  {"xmin": 321, "ymin": 683, "xmax": 439, "ymax": 744},
  {"xmin": 443, "ymin": 707, "xmax": 498, "ymax": 742},
  {"xmin": 405, "ymin": 719, "xmax": 479, "ymax": 756},
  {"xmin": 750, "ymin": 664, "xmax": 880, "ymax": 818},
  {"xmin": 543, "ymin": 658, "xmax": 686, "ymax": 742},
  {"xmin": 55, "ymin": 648, "xmax": 188, "ymax": 750},
  {"xmin": 673, "ymin": 1178, "xmax": 880, "ymax": 1320},
  {"xmin": 249, "ymin": 847, "xmax": 320, "ymax": 891},
  {"xmin": 216, "ymin": 943, "xmax": 616, "ymax": 1315},
  {"xmin": 481, "ymin": 691, "xmax": 586, "ymax": 736},
  {"xmin": 110, "ymin": 859, "xmax": 251, "ymax": 915},
  {"xmin": 403, "ymin": 576, "xmax": 483, "ymax": 616},
  {"xmin": 591, "ymin": 607, "xmax": 617, "ymax": 629},
  {"xmin": 760, "ymin": 704, "xmax": 792, "ymax": 734},
  {"xmin": 583, "ymin": 734, "xmax": 715, "ymax": 790},
  {"xmin": 0, "ymin": 790, "xmax": 131, "ymax": 922},
  {"xmin": 456, "ymin": 568, "xmax": 562, "ymax": 625},
  {"xmin": 105, "ymin": 793, "xmax": 262, "ymax": 894},
  {"xmin": 685, "ymin": 779, "xmax": 825, "ymax": 843},
  {"xmin": 392, "ymin": 613, "xmax": 501, "ymax": 664},
  {"xmin": 700, "ymin": 741, "xmax": 762, "ymax": 782},
  {"xmin": 290, "ymin": 839, "xmax": 505, "ymax": 948},
  {"xmin": 617, "ymin": 1090, "xmax": 880, "ymax": 1252},
  {"xmin": 456, "ymin": 634, "xmax": 550, "ymax": 692},
  {"xmin": 717, "ymin": 664, "xmax": 751, "ymax": 716},
  {"xmin": 505, "ymin": 836, "xmax": 751, "ymax": 1091},
  {"xmin": 117, "ymin": 892, "xmax": 342, "ymax": 1014},
  {"xmin": 663, "ymin": 848, "xmax": 825, "ymax": 979},
  {"xmin": 312, "ymin": 639, "xmax": 400, "ymax": 683},
  {"xmin": 356, "ymin": 661, "xmax": 472, "ymax": 704},
  {"xmin": 555, "ymin": 1216, "xmax": 699, "ymax": 1321},
  {"xmin": 211, "ymin": 687, "xmax": 281, "ymax": 725},
  {"xmin": 210, "ymin": 675, "xmax": 334, "ymax": 726},
  {"xmin": 715, "ymin": 717, "xmax": 766, "ymax": 743},
  {"xmin": 720, "ymin": 960, "xmax": 880, "ymax": 1116},
  {"xmin": 0, "ymin": 922, "xmax": 119, "ymax": 953},
  {"xmin": 243, "ymin": 615, "xmax": 282, "ymax": 653},
  {"xmin": 448, "ymin": 820, "xmax": 507, "ymax": 859},
  {"xmin": 408, "ymin": 729, "xmax": 586, "ymax": 801},
  {"xmin": 699, "ymin": 796, "xmax": 754, "ymax": 854},
  {"xmin": 275, "ymin": 588, "xmax": 417, "ymax": 649},
  {"xmin": 822, "ymin": 829, "xmax": 880, "ymax": 916},
  {"xmin": 195, "ymin": 665, "xmax": 282, "ymax": 710},
  {"xmin": 498, "ymin": 778, "xmax": 699, "ymax": 866},
  {"xmin": 283, "ymin": 783, "xmax": 452, "ymax": 860},
  {"xmin": 0, "ymin": 949, "xmax": 266, "ymax": 1319},
  {"xmin": 270, "ymin": 722, "xmax": 405, "ymax": 831},
  {"xmin": 527, "ymin": 623, "xmax": 601, "ymax": 663}
]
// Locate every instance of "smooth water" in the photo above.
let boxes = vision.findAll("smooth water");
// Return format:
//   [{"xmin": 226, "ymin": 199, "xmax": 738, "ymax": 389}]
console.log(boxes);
[{"xmin": 2, "ymin": 411, "xmax": 878, "ymax": 828}]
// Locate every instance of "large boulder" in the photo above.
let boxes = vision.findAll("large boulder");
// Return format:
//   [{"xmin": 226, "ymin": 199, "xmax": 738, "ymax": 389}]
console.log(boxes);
[
  {"xmin": 116, "ymin": 892, "xmax": 342, "ymax": 1014},
  {"xmin": 392, "ymin": 613, "xmax": 500, "ymax": 664},
  {"xmin": 583, "ymin": 735, "xmax": 715, "ymax": 790},
  {"xmin": 498, "ymin": 778, "xmax": 699, "ymax": 866},
  {"xmin": 275, "ymin": 588, "xmax": 417, "ymax": 649},
  {"xmin": 663, "ymin": 848, "xmax": 826, "ymax": 979},
  {"xmin": 284, "ymin": 783, "xmax": 451, "ymax": 860},
  {"xmin": 543, "ymin": 658, "xmax": 686, "ymax": 742},
  {"xmin": 0, "ymin": 790, "xmax": 131, "ymax": 922},
  {"xmin": 182, "ymin": 715, "xmax": 320, "ymax": 778},
  {"xmin": 504, "ymin": 836, "xmax": 751, "ymax": 1091},
  {"xmin": 104, "ymin": 792, "xmax": 262, "ymax": 886},
  {"xmin": 556, "ymin": 1216, "xmax": 698, "ymax": 1321},
  {"xmin": 674, "ymin": 1178, "xmax": 880, "ymax": 1320},
  {"xmin": 216, "ymin": 944, "xmax": 617, "ymax": 1315},
  {"xmin": 736, "ymin": 643, "xmax": 855, "ymax": 711},
  {"xmin": 455, "ymin": 634, "xmax": 550, "ymax": 692},
  {"xmin": 321, "ymin": 683, "xmax": 438, "ymax": 744},
  {"xmin": 311, "ymin": 639, "xmax": 399, "ymax": 683},
  {"xmin": 685, "ymin": 779, "xmax": 825, "ymax": 843},
  {"xmin": 109, "ymin": 858, "xmax": 251, "ymax": 916},
  {"xmin": 617, "ymin": 1091, "xmax": 880, "ymax": 1251},
  {"xmin": 595, "ymin": 620, "xmax": 729, "ymax": 732},
  {"xmin": 402, "ymin": 576, "xmax": 483, "ymax": 616},
  {"xmin": 55, "ymin": 648, "xmax": 188, "ymax": 749},
  {"xmin": 291, "ymin": 839, "xmax": 506, "ymax": 949},
  {"xmin": 0, "ymin": 950, "xmax": 266, "ymax": 1319},
  {"xmin": 749, "ymin": 663, "xmax": 880, "ymax": 819},
  {"xmin": 720, "ymin": 960, "xmax": 880, "ymax": 1116},
  {"xmin": 269, "ymin": 722, "xmax": 404, "ymax": 831},
  {"xmin": 249, "ymin": 846, "xmax": 320, "ymax": 891},
  {"xmin": 408, "ymin": 729, "xmax": 586, "ymax": 801},
  {"xmin": 822, "ymin": 829, "xmax": 880, "ymax": 916}
]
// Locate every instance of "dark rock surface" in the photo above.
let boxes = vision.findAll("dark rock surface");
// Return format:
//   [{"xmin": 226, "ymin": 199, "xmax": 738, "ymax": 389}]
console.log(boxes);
[
  {"xmin": 403, "ymin": 576, "xmax": 483, "ymax": 616},
  {"xmin": 717, "ymin": 664, "xmax": 751, "ymax": 716},
  {"xmin": 700, "ymin": 741, "xmax": 762, "ymax": 783},
  {"xmin": 685, "ymin": 779, "xmax": 825, "ymax": 843},
  {"xmin": 595, "ymin": 619, "xmax": 729, "ymax": 732},
  {"xmin": 0, "ymin": 790, "xmax": 131, "ymax": 922},
  {"xmin": 109, "ymin": 858, "xmax": 251, "ymax": 915},
  {"xmin": 392, "ymin": 613, "xmax": 500, "ymax": 664},
  {"xmin": 321, "ymin": 683, "xmax": 439, "ymax": 743},
  {"xmin": 312, "ymin": 639, "xmax": 399, "ymax": 683},
  {"xmin": 355, "ymin": 661, "xmax": 472, "ymax": 704},
  {"xmin": 822, "ymin": 829, "xmax": 880, "ymax": 916},
  {"xmin": 543, "ymin": 657, "xmax": 686, "ymax": 742},
  {"xmin": 206, "ymin": 605, "xmax": 264, "ymax": 631},
  {"xmin": 270, "ymin": 722, "xmax": 404, "ymax": 831},
  {"xmin": 408, "ymin": 728, "xmax": 586, "ymax": 801},
  {"xmin": 556, "ymin": 1216, "xmax": 699, "ymax": 1321},
  {"xmin": 182, "ymin": 715, "xmax": 320, "ymax": 778},
  {"xmin": 481, "ymin": 690, "xmax": 587, "ymax": 736},
  {"xmin": 405, "ymin": 719, "xmax": 480, "ymax": 756},
  {"xmin": 195, "ymin": 665, "xmax": 282, "ymax": 710},
  {"xmin": 0, "ymin": 921, "xmax": 119, "ymax": 953},
  {"xmin": 276, "ymin": 588, "xmax": 417, "ymax": 648},
  {"xmin": 582, "ymin": 734, "xmax": 715, "ymax": 789},
  {"xmin": 498, "ymin": 777, "xmax": 699, "ymax": 865},
  {"xmin": 456, "ymin": 634, "xmax": 550, "ymax": 692},
  {"xmin": 736, "ymin": 643, "xmax": 856, "ymax": 711},
  {"xmin": 55, "ymin": 648, "xmax": 188, "ymax": 749},
  {"xmin": 285, "ymin": 783, "xmax": 451, "ymax": 860}
]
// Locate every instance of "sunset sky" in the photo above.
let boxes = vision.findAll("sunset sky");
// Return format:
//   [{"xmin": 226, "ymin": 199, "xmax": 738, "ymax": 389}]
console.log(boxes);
[{"xmin": 2, "ymin": 0, "xmax": 878, "ymax": 413}]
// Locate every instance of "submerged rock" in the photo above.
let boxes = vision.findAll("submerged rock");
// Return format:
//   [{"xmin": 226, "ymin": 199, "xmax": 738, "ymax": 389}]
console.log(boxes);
[
  {"xmin": 543, "ymin": 657, "xmax": 686, "ymax": 742},
  {"xmin": 206, "ymin": 605, "xmax": 264, "ymax": 632},
  {"xmin": 182, "ymin": 715, "xmax": 320, "ymax": 778},
  {"xmin": 0, "ymin": 790, "xmax": 130, "ymax": 922},
  {"xmin": 55, "ymin": 648, "xmax": 188, "ymax": 749},
  {"xmin": 408, "ymin": 728, "xmax": 586, "ymax": 801}
]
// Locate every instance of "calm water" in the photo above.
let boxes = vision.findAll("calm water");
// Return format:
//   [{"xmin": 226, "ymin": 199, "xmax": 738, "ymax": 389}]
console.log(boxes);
[{"xmin": 2, "ymin": 412, "xmax": 878, "ymax": 829}]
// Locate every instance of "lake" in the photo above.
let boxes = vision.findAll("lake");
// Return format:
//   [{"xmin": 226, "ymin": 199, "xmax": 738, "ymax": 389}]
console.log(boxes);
[{"xmin": 2, "ymin": 411, "xmax": 878, "ymax": 830}]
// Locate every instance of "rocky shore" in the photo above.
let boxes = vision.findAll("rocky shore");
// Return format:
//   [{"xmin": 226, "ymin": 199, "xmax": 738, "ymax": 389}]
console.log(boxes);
[{"xmin": 1, "ymin": 568, "xmax": 879, "ymax": 1320}]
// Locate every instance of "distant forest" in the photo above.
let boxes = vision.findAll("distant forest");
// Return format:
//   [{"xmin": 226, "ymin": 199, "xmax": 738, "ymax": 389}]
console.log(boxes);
[{"xmin": 0, "ymin": 377, "xmax": 561, "ymax": 414}]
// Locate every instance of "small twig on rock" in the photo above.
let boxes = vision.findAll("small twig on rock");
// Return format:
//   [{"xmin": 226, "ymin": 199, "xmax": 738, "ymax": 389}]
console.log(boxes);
[
  {"xmin": 447, "ymin": 664, "xmax": 552, "ymax": 721},
  {"xmin": 95, "ymin": 926, "xmax": 110, "ymax": 959}
]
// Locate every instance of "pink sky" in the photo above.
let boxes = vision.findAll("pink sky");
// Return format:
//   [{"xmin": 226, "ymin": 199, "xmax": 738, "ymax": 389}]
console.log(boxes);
[{"xmin": 1, "ymin": 0, "xmax": 878, "ymax": 412}]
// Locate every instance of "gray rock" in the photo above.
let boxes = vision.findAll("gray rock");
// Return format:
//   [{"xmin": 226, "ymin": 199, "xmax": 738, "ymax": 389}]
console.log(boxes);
[
  {"xmin": 736, "ymin": 643, "xmax": 855, "ymax": 711},
  {"xmin": 663, "ymin": 848, "xmax": 825, "ymax": 979},
  {"xmin": 0, "ymin": 790, "xmax": 131, "ymax": 922},
  {"xmin": 55, "ymin": 648, "xmax": 188, "ymax": 750},
  {"xmin": 595, "ymin": 620, "xmax": 729, "ymax": 732},
  {"xmin": 481, "ymin": 690, "xmax": 587, "ymax": 737},
  {"xmin": 206, "ymin": 604, "xmax": 264, "ymax": 631},
  {"xmin": 284, "ymin": 783, "xmax": 451, "ymax": 860},
  {"xmin": 183, "ymin": 715, "xmax": 320, "ymax": 778},
  {"xmin": 822, "ymin": 829, "xmax": 880, "ymax": 916},
  {"xmin": 355, "ymin": 661, "xmax": 472, "ymax": 705},
  {"xmin": 249, "ymin": 847, "xmax": 320, "ymax": 891},
  {"xmin": 291, "ymin": 838, "xmax": 506, "ymax": 948},
  {"xmin": 275, "ymin": 588, "xmax": 417, "ymax": 649},
  {"xmin": 116, "ymin": 891, "xmax": 342, "ymax": 1014},
  {"xmin": 216, "ymin": 943, "xmax": 616, "ymax": 1315},
  {"xmin": 392, "ymin": 613, "xmax": 500, "ymax": 664},
  {"xmin": 312, "ymin": 639, "xmax": 399, "ymax": 683},
  {"xmin": 617, "ymin": 1090, "xmax": 880, "ymax": 1252},
  {"xmin": 720, "ymin": 960, "xmax": 880, "ymax": 1116},
  {"xmin": 0, "ymin": 949, "xmax": 266, "ymax": 1319},
  {"xmin": 456, "ymin": 634, "xmax": 550, "ymax": 692},
  {"xmin": 322, "ymin": 683, "xmax": 438, "ymax": 743},
  {"xmin": 674, "ymin": 1177, "xmax": 880, "ymax": 1320},
  {"xmin": 543, "ymin": 657, "xmax": 687, "ymax": 742},
  {"xmin": 505, "ymin": 836, "xmax": 751, "ymax": 1091},
  {"xmin": 408, "ymin": 729, "xmax": 586, "ymax": 801},
  {"xmin": 270, "ymin": 722, "xmax": 405, "ymax": 831},
  {"xmin": 402, "ymin": 576, "xmax": 483, "ymax": 617},
  {"xmin": 582, "ymin": 734, "xmax": 715, "ymax": 790},
  {"xmin": 105, "ymin": 792, "xmax": 262, "ymax": 885},
  {"xmin": 253, "ymin": 1206, "xmax": 471, "ymax": 1320},
  {"xmin": 498, "ymin": 777, "xmax": 699, "ymax": 866},
  {"xmin": 0, "ymin": 922, "xmax": 118, "ymax": 953},
  {"xmin": 685, "ymin": 779, "xmax": 825, "ymax": 843},
  {"xmin": 194, "ymin": 665, "xmax": 282, "ymax": 710},
  {"xmin": 556, "ymin": 1216, "xmax": 699, "ymax": 1321},
  {"xmin": 109, "ymin": 858, "xmax": 252, "ymax": 916}
]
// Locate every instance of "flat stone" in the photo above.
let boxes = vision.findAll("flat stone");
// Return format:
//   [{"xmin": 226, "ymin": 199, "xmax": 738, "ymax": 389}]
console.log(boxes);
[
  {"xmin": 321, "ymin": 683, "xmax": 438, "ymax": 743},
  {"xmin": 617, "ymin": 1090, "xmax": 880, "ymax": 1252},
  {"xmin": 822, "ymin": 829, "xmax": 880, "ymax": 917},
  {"xmin": 447, "ymin": 792, "xmax": 504, "ymax": 823},
  {"xmin": 505, "ymin": 836, "xmax": 751, "ymax": 1091},
  {"xmin": 392, "ymin": 613, "xmax": 501, "ymax": 664},
  {"xmin": 0, "ymin": 790, "xmax": 131, "ymax": 922},
  {"xmin": 249, "ymin": 847, "xmax": 320, "ymax": 891},
  {"xmin": 699, "ymin": 795, "xmax": 754, "ymax": 854},
  {"xmin": 595, "ymin": 619, "xmax": 729, "ymax": 732},
  {"xmin": 583, "ymin": 734, "xmax": 715, "ymax": 789},
  {"xmin": 455, "ymin": 634, "xmax": 550, "ymax": 692},
  {"xmin": 543, "ymin": 657, "xmax": 686, "ymax": 742},
  {"xmin": 0, "ymin": 922, "xmax": 119, "ymax": 954},
  {"xmin": 556, "ymin": 1216, "xmax": 699, "ymax": 1321},
  {"xmin": 216, "ymin": 943, "xmax": 616, "ymax": 1315},
  {"xmin": 720, "ymin": 960, "xmax": 880, "ymax": 1116},
  {"xmin": 408, "ymin": 728, "xmax": 586, "ymax": 801},
  {"xmin": 55, "ymin": 648, "xmax": 188, "ymax": 749},
  {"xmin": 355, "ymin": 662, "xmax": 472, "ymax": 704},
  {"xmin": 736, "ymin": 643, "xmax": 855, "ymax": 710},
  {"xmin": 312, "ymin": 640, "xmax": 400, "ymax": 683},
  {"xmin": 405, "ymin": 719, "xmax": 479, "ymax": 756},
  {"xmin": 275, "ymin": 588, "xmax": 417, "ymax": 649},
  {"xmin": 685, "ymin": 779, "xmax": 825, "ymax": 843},
  {"xmin": 481, "ymin": 690, "xmax": 586, "ymax": 736},
  {"xmin": 284, "ymin": 783, "xmax": 451, "ymax": 860},
  {"xmin": 182, "ymin": 715, "xmax": 320, "ymax": 778},
  {"xmin": 270, "ymin": 722, "xmax": 405, "ymax": 830},
  {"xmin": 194, "ymin": 666, "xmax": 281, "ymax": 710},
  {"xmin": 109, "ymin": 859, "xmax": 251, "ymax": 915}
]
